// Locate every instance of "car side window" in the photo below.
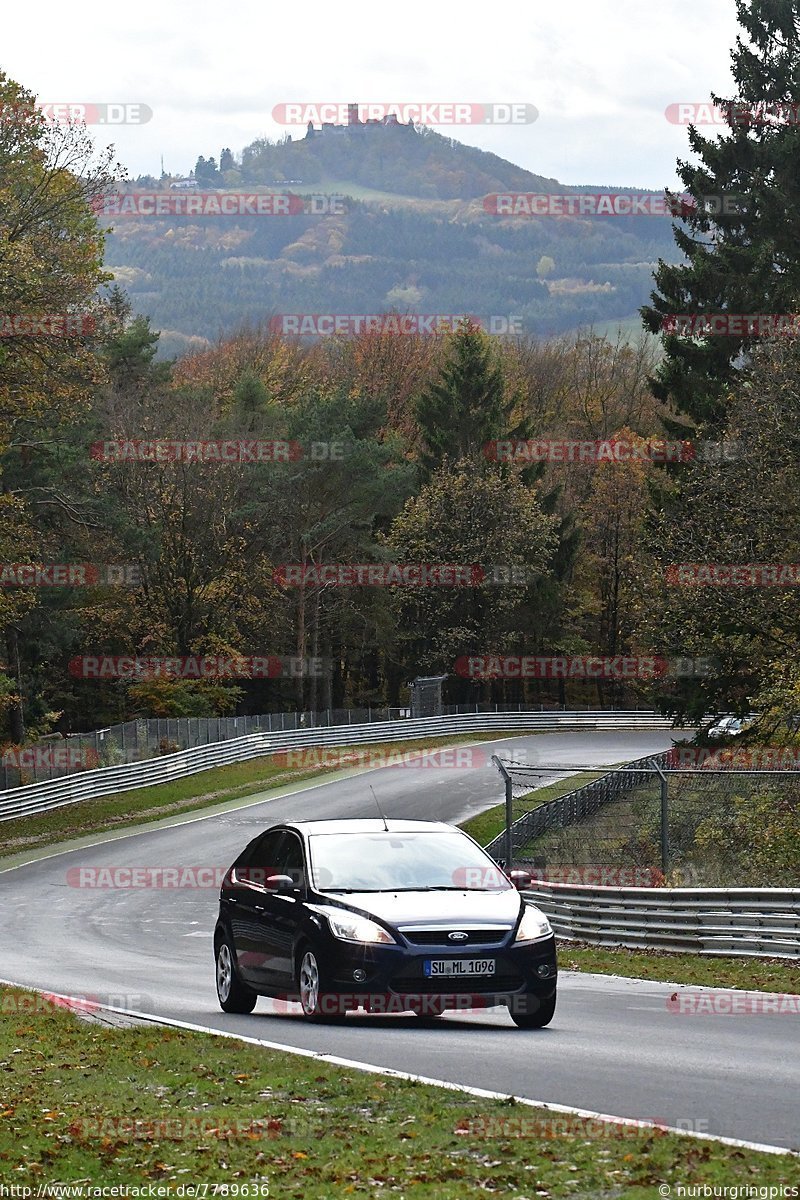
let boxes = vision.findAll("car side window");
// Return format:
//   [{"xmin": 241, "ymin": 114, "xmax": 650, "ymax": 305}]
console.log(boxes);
[
  {"xmin": 235, "ymin": 831, "xmax": 284, "ymax": 887},
  {"xmin": 272, "ymin": 831, "xmax": 306, "ymax": 891}
]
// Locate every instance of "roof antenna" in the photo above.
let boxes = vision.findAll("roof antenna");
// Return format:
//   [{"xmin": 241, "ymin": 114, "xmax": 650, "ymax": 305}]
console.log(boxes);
[{"xmin": 369, "ymin": 785, "xmax": 389, "ymax": 831}]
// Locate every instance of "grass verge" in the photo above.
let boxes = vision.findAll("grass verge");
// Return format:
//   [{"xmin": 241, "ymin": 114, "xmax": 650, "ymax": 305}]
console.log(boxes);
[
  {"xmin": 0, "ymin": 732, "xmax": 528, "ymax": 862},
  {"xmin": 559, "ymin": 941, "xmax": 800, "ymax": 994},
  {"xmin": 460, "ymin": 768, "xmax": 608, "ymax": 847},
  {"xmin": 0, "ymin": 985, "xmax": 794, "ymax": 1195}
]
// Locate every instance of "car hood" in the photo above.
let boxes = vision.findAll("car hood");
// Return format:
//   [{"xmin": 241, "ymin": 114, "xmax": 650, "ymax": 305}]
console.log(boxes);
[{"xmin": 323, "ymin": 888, "xmax": 526, "ymax": 928}]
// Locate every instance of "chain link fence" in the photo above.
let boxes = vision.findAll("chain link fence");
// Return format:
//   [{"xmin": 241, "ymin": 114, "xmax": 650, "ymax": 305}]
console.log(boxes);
[
  {"xmin": 0, "ymin": 707, "xmax": 409, "ymax": 790},
  {"xmin": 488, "ymin": 756, "xmax": 800, "ymax": 888},
  {"xmin": 0, "ymin": 703, "xmax": 667, "ymax": 792}
]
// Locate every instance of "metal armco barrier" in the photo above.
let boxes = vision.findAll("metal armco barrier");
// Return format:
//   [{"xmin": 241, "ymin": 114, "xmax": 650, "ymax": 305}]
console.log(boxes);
[
  {"xmin": 523, "ymin": 884, "xmax": 800, "ymax": 959},
  {"xmin": 0, "ymin": 710, "xmax": 675, "ymax": 823}
]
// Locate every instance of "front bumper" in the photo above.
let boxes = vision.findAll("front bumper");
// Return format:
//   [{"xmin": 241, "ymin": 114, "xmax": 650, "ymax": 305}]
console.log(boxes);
[{"xmin": 310, "ymin": 931, "xmax": 557, "ymax": 1013}]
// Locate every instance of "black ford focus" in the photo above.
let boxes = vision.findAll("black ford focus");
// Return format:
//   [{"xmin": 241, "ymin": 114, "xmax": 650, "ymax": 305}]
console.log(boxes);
[{"xmin": 214, "ymin": 818, "xmax": 557, "ymax": 1027}]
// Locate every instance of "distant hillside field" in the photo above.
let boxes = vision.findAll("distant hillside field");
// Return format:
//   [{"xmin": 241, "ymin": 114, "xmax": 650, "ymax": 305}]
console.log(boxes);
[{"xmin": 105, "ymin": 124, "xmax": 680, "ymax": 352}]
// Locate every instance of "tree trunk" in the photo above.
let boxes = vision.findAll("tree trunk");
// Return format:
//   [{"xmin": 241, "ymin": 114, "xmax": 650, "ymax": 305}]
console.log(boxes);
[{"xmin": 5, "ymin": 627, "xmax": 25, "ymax": 742}]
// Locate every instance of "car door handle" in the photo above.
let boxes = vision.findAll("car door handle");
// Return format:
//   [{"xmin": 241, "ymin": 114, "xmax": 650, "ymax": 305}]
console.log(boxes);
[{"xmin": 254, "ymin": 904, "xmax": 266, "ymax": 912}]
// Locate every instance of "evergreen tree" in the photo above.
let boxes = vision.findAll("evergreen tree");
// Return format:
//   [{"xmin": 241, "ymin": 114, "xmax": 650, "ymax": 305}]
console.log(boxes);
[
  {"xmin": 415, "ymin": 321, "xmax": 514, "ymax": 473},
  {"xmin": 642, "ymin": 0, "xmax": 800, "ymax": 432}
]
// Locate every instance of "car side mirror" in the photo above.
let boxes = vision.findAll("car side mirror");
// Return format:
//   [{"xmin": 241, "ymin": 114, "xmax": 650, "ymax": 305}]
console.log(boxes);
[
  {"xmin": 265, "ymin": 874, "xmax": 297, "ymax": 893},
  {"xmin": 508, "ymin": 869, "xmax": 532, "ymax": 891}
]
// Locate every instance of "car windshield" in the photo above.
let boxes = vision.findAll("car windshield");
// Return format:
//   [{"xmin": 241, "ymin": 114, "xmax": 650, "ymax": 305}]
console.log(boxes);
[{"xmin": 308, "ymin": 832, "xmax": 512, "ymax": 893}]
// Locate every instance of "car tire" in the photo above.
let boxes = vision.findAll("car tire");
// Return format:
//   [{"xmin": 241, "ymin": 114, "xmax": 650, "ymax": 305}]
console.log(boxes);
[
  {"xmin": 411, "ymin": 999, "xmax": 446, "ymax": 1017},
  {"xmin": 215, "ymin": 937, "xmax": 257, "ymax": 1014},
  {"xmin": 297, "ymin": 945, "xmax": 341, "ymax": 1021},
  {"xmin": 509, "ymin": 991, "xmax": 556, "ymax": 1029}
]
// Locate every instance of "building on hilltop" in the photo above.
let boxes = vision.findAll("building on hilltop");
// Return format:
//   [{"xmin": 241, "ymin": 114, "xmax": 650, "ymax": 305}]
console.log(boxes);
[{"xmin": 306, "ymin": 103, "xmax": 410, "ymax": 138}]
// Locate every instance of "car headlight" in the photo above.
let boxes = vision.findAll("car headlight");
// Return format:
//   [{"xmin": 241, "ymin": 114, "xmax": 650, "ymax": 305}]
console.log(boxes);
[
  {"xmin": 514, "ymin": 906, "xmax": 553, "ymax": 943},
  {"xmin": 327, "ymin": 912, "xmax": 396, "ymax": 944}
]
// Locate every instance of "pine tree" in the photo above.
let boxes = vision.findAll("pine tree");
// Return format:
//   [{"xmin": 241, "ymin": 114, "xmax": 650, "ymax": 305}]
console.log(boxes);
[
  {"xmin": 642, "ymin": 0, "xmax": 800, "ymax": 431},
  {"xmin": 414, "ymin": 321, "xmax": 512, "ymax": 473}
]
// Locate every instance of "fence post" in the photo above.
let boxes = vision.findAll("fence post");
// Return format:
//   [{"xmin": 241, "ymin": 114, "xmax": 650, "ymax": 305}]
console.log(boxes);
[
  {"xmin": 491, "ymin": 755, "xmax": 514, "ymax": 870},
  {"xmin": 649, "ymin": 757, "xmax": 669, "ymax": 877}
]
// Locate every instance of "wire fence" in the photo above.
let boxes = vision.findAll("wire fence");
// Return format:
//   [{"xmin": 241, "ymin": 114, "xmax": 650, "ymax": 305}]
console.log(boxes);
[
  {"xmin": 0, "ymin": 703, "xmax": 665, "ymax": 791},
  {"xmin": 0, "ymin": 708, "xmax": 407, "ymax": 790},
  {"xmin": 488, "ymin": 756, "xmax": 800, "ymax": 889}
]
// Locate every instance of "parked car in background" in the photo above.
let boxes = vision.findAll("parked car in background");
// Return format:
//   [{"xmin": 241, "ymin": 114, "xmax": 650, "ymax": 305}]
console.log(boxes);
[{"xmin": 707, "ymin": 715, "xmax": 756, "ymax": 739}]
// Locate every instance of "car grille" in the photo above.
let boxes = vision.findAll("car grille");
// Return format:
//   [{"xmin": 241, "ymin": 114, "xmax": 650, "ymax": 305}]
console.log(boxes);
[{"xmin": 400, "ymin": 928, "xmax": 509, "ymax": 946}]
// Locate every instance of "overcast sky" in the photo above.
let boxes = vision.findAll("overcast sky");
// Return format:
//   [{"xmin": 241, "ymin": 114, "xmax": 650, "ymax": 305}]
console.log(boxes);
[{"xmin": 4, "ymin": 0, "xmax": 740, "ymax": 189}]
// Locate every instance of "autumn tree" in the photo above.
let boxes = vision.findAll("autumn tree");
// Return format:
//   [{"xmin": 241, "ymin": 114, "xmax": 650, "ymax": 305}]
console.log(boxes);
[
  {"xmin": 0, "ymin": 71, "xmax": 116, "ymax": 740},
  {"xmin": 385, "ymin": 462, "xmax": 558, "ymax": 689}
]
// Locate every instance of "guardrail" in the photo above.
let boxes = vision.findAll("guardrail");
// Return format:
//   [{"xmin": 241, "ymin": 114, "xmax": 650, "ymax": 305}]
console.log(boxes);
[
  {"xmin": 0, "ymin": 710, "xmax": 676, "ymax": 823},
  {"xmin": 523, "ymin": 883, "xmax": 800, "ymax": 958}
]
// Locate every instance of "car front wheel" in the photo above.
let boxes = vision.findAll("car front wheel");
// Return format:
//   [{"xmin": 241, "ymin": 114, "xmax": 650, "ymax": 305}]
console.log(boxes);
[
  {"xmin": 297, "ymin": 946, "xmax": 341, "ymax": 1021},
  {"xmin": 509, "ymin": 991, "xmax": 556, "ymax": 1029},
  {"xmin": 216, "ymin": 938, "xmax": 257, "ymax": 1014}
]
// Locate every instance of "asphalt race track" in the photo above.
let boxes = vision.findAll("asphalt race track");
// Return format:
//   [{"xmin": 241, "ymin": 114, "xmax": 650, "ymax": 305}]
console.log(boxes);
[{"xmin": 2, "ymin": 730, "xmax": 798, "ymax": 1151}]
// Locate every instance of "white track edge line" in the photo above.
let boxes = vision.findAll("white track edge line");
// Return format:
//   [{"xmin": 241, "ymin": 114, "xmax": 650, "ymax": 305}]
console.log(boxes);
[{"xmin": 0, "ymin": 978, "xmax": 794, "ymax": 1158}]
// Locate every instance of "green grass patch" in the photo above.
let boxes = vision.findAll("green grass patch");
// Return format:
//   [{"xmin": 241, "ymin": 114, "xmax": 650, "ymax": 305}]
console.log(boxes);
[
  {"xmin": 461, "ymin": 769, "xmax": 608, "ymax": 847},
  {"xmin": 0, "ymin": 986, "xmax": 794, "ymax": 1194},
  {"xmin": 560, "ymin": 941, "xmax": 800, "ymax": 994},
  {"xmin": 0, "ymin": 732, "xmax": 527, "ymax": 862}
]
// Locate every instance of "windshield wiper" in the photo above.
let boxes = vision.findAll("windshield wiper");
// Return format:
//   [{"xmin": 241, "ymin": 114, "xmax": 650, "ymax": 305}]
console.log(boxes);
[
  {"xmin": 372, "ymin": 885, "xmax": 485, "ymax": 892},
  {"xmin": 319, "ymin": 884, "xmax": 507, "ymax": 893}
]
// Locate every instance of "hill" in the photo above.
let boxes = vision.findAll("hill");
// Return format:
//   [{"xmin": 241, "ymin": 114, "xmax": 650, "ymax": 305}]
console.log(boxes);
[{"xmin": 104, "ymin": 124, "xmax": 680, "ymax": 356}]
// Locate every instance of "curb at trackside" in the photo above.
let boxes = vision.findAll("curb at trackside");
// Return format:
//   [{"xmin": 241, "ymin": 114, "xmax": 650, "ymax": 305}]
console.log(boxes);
[{"xmin": 0, "ymin": 979, "xmax": 795, "ymax": 1158}]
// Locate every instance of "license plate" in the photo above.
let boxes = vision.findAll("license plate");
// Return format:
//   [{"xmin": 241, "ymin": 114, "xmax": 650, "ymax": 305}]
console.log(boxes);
[{"xmin": 423, "ymin": 959, "xmax": 496, "ymax": 977}]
